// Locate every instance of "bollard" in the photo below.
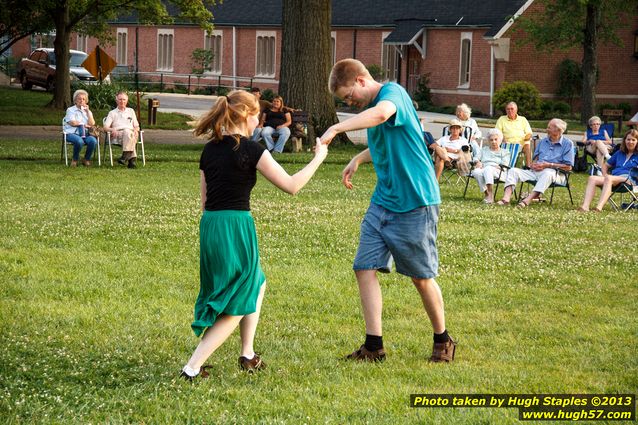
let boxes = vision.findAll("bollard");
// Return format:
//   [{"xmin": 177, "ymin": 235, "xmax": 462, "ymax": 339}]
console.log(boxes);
[{"xmin": 147, "ymin": 98, "xmax": 159, "ymax": 125}]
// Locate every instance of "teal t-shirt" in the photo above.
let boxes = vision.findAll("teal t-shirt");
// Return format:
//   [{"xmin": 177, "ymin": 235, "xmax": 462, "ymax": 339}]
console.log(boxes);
[{"xmin": 367, "ymin": 83, "xmax": 440, "ymax": 212}]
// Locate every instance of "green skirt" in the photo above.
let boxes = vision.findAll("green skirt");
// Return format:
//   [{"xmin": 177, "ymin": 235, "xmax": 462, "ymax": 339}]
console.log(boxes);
[{"xmin": 191, "ymin": 210, "xmax": 265, "ymax": 337}]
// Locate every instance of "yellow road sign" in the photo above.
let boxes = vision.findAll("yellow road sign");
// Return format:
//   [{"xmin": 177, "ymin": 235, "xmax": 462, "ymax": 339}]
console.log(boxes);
[{"xmin": 82, "ymin": 46, "xmax": 117, "ymax": 81}]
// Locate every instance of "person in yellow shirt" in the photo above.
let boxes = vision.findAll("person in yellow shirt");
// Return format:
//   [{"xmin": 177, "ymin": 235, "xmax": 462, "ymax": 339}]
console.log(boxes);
[{"xmin": 495, "ymin": 102, "xmax": 533, "ymax": 166}]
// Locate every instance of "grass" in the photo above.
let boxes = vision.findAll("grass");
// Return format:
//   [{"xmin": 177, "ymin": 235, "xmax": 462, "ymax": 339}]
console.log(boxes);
[
  {"xmin": 0, "ymin": 86, "xmax": 191, "ymax": 129},
  {"xmin": 0, "ymin": 140, "xmax": 637, "ymax": 424}
]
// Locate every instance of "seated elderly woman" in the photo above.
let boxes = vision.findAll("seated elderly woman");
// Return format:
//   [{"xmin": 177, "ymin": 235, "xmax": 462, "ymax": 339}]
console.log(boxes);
[
  {"xmin": 496, "ymin": 118, "xmax": 574, "ymax": 207},
  {"xmin": 256, "ymin": 96, "xmax": 292, "ymax": 153},
  {"xmin": 470, "ymin": 128, "xmax": 511, "ymax": 204},
  {"xmin": 455, "ymin": 103, "xmax": 482, "ymax": 143},
  {"xmin": 578, "ymin": 129, "xmax": 638, "ymax": 212},
  {"xmin": 432, "ymin": 118, "xmax": 471, "ymax": 181},
  {"xmin": 582, "ymin": 115, "xmax": 613, "ymax": 167},
  {"xmin": 62, "ymin": 89, "xmax": 98, "ymax": 167}
]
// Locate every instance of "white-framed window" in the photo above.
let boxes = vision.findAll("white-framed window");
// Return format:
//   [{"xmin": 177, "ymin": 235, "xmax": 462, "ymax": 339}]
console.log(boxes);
[
  {"xmin": 77, "ymin": 34, "xmax": 88, "ymax": 52},
  {"xmin": 116, "ymin": 28, "xmax": 127, "ymax": 65},
  {"xmin": 157, "ymin": 29, "xmax": 174, "ymax": 71},
  {"xmin": 255, "ymin": 31, "xmax": 276, "ymax": 77},
  {"xmin": 381, "ymin": 32, "xmax": 399, "ymax": 82},
  {"xmin": 458, "ymin": 32, "xmax": 472, "ymax": 88},
  {"xmin": 204, "ymin": 30, "xmax": 222, "ymax": 74},
  {"xmin": 331, "ymin": 31, "xmax": 337, "ymax": 65}
]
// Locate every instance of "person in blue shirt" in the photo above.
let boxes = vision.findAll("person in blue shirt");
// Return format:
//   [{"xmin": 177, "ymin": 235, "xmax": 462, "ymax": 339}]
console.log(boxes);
[
  {"xmin": 578, "ymin": 129, "xmax": 638, "ymax": 212},
  {"xmin": 496, "ymin": 118, "xmax": 574, "ymax": 208},
  {"xmin": 319, "ymin": 59, "xmax": 455, "ymax": 363}
]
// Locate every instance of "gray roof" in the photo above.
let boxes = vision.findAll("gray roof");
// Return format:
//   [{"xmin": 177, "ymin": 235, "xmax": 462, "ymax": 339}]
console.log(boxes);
[{"xmin": 207, "ymin": 0, "xmax": 530, "ymax": 38}]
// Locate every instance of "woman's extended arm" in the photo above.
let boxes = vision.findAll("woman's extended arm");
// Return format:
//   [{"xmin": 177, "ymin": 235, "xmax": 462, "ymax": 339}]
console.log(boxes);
[{"xmin": 256, "ymin": 138, "xmax": 327, "ymax": 195}]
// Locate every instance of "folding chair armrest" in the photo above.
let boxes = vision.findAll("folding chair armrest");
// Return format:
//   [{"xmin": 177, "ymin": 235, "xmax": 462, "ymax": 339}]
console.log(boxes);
[
  {"xmin": 499, "ymin": 164, "xmax": 512, "ymax": 171},
  {"xmin": 553, "ymin": 167, "xmax": 571, "ymax": 176},
  {"xmin": 551, "ymin": 167, "xmax": 572, "ymax": 184}
]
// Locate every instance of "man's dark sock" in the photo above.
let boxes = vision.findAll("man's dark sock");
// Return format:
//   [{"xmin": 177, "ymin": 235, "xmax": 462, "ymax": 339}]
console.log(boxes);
[
  {"xmin": 433, "ymin": 330, "xmax": 450, "ymax": 344},
  {"xmin": 364, "ymin": 334, "xmax": 383, "ymax": 351}
]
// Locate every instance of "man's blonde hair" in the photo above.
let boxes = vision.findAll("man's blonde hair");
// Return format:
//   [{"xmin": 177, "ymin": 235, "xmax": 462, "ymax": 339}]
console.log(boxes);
[{"xmin": 328, "ymin": 58, "xmax": 372, "ymax": 94}]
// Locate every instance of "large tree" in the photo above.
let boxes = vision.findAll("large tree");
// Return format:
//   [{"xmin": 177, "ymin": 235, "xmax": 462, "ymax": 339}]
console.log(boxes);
[
  {"xmin": 518, "ymin": 0, "xmax": 638, "ymax": 122},
  {"xmin": 0, "ymin": 1, "xmax": 51, "ymax": 56},
  {"xmin": 5, "ymin": 0, "xmax": 216, "ymax": 109},
  {"xmin": 279, "ymin": 0, "xmax": 344, "ymax": 144}
]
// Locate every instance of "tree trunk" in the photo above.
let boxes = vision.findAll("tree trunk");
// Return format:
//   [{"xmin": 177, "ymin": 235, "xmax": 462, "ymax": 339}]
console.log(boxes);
[
  {"xmin": 580, "ymin": 2, "xmax": 599, "ymax": 123},
  {"xmin": 279, "ymin": 0, "xmax": 347, "ymax": 144},
  {"xmin": 50, "ymin": 1, "xmax": 72, "ymax": 110}
]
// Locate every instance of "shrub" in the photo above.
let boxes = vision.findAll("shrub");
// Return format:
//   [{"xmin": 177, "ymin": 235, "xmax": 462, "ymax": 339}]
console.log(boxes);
[
  {"xmin": 194, "ymin": 86, "xmax": 215, "ymax": 95},
  {"xmin": 190, "ymin": 48, "xmax": 214, "ymax": 75},
  {"xmin": 493, "ymin": 81, "xmax": 542, "ymax": 119},
  {"xmin": 71, "ymin": 82, "xmax": 129, "ymax": 110},
  {"xmin": 366, "ymin": 64, "xmax": 384, "ymax": 81},
  {"xmin": 597, "ymin": 103, "xmax": 615, "ymax": 117},
  {"xmin": 556, "ymin": 59, "xmax": 581, "ymax": 107},
  {"xmin": 214, "ymin": 86, "xmax": 229, "ymax": 97},
  {"xmin": 261, "ymin": 88, "xmax": 275, "ymax": 102},
  {"xmin": 412, "ymin": 74, "xmax": 432, "ymax": 110},
  {"xmin": 540, "ymin": 100, "xmax": 571, "ymax": 119},
  {"xmin": 616, "ymin": 102, "xmax": 632, "ymax": 118}
]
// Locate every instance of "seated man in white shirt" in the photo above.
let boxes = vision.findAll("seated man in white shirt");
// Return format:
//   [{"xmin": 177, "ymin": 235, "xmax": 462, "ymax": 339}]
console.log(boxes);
[
  {"xmin": 103, "ymin": 91, "xmax": 140, "ymax": 168},
  {"xmin": 432, "ymin": 118, "xmax": 471, "ymax": 181},
  {"xmin": 496, "ymin": 118, "xmax": 574, "ymax": 207}
]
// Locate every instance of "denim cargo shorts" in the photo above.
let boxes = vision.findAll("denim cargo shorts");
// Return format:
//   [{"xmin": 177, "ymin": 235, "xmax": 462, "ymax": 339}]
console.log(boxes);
[{"xmin": 353, "ymin": 202, "xmax": 439, "ymax": 279}]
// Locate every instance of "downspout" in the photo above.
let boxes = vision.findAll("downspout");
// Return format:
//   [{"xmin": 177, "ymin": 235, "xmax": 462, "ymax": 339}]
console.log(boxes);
[
  {"xmin": 489, "ymin": 43, "xmax": 494, "ymax": 117},
  {"xmin": 232, "ymin": 26, "xmax": 237, "ymax": 88},
  {"xmin": 353, "ymin": 29, "xmax": 357, "ymax": 58}
]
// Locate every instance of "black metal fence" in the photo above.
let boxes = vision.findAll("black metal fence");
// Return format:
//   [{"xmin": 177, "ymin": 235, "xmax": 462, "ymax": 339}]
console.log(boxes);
[
  {"xmin": 0, "ymin": 55, "xmax": 18, "ymax": 79},
  {"xmin": 111, "ymin": 69, "xmax": 258, "ymax": 95}
]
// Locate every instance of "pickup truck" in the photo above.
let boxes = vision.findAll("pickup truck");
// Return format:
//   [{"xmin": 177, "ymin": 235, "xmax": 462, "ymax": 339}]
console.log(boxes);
[{"xmin": 17, "ymin": 48, "xmax": 100, "ymax": 91}]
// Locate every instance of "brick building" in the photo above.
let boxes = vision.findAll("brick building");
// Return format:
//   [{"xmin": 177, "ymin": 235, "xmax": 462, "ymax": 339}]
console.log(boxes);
[{"xmin": 11, "ymin": 0, "xmax": 638, "ymax": 116}]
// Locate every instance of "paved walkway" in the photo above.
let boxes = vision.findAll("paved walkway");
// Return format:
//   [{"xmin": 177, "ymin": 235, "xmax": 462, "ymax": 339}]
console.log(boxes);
[{"xmin": 0, "ymin": 125, "xmax": 201, "ymax": 144}]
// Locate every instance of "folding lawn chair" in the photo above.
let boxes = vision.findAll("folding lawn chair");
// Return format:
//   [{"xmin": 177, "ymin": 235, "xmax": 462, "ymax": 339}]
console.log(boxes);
[
  {"xmin": 103, "ymin": 117, "xmax": 146, "ymax": 166},
  {"xmin": 440, "ymin": 126, "xmax": 477, "ymax": 185},
  {"xmin": 463, "ymin": 143, "xmax": 515, "ymax": 199},
  {"xmin": 61, "ymin": 119, "xmax": 101, "ymax": 166},
  {"xmin": 609, "ymin": 167, "xmax": 638, "ymax": 212},
  {"xmin": 517, "ymin": 167, "xmax": 574, "ymax": 205},
  {"xmin": 490, "ymin": 143, "xmax": 522, "ymax": 200},
  {"xmin": 575, "ymin": 122, "xmax": 615, "ymax": 170}
]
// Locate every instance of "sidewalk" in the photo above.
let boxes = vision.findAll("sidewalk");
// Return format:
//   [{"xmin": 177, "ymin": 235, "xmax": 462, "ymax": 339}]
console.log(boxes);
[{"xmin": 0, "ymin": 125, "xmax": 201, "ymax": 144}]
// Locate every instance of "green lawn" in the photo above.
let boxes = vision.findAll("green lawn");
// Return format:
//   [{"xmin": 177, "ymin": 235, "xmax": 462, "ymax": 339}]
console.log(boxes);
[
  {"xmin": 0, "ymin": 140, "xmax": 636, "ymax": 424},
  {"xmin": 0, "ymin": 86, "xmax": 191, "ymax": 129}
]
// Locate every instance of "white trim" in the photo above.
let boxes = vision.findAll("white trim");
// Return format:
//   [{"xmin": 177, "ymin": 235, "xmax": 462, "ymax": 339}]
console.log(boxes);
[
  {"xmin": 491, "ymin": 0, "xmax": 535, "ymax": 39},
  {"xmin": 490, "ymin": 44, "xmax": 494, "ymax": 116},
  {"xmin": 252, "ymin": 77, "xmax": 279, "ymax": 84},
  {"xmin": 255, "ymin": 30, "xmax": 276, "ymax": 78},
  {"xmin": 418, "ymin": 30, "xmax": 427, "ymax": 58},
  {"xmin": 431, "ymin": 88, "xmax": 490, "ymax": 96},
  {"xmin": 116, "ymin": 28, "xmax": 128, "ymax": 66},
  {"xmin": 331, "ymin": 31, "xmax": 337, "ymax": 65},
  {"xmin": 157, "ymin": 29, "xmax": 174, "ymax": 72},
  {"xmin": 232, "ymin": 27, "xmax": 236, "ymax": 88},
  {"xmin": 77, "ymin": 34, "xmax": 88, "ymax": 53},
  {"xmin": 539, "ymin": 92, "xmax": 638, "ymax": 100},
  {"xmin": 458, "ymin": 32, "xmax": 472, "ymax": 89},
  {"xmin": 595, "ymin": 94, "xmax": 638, "ymax": 99},
  {"xmin": 381, "ymin": 31, "xmax": 398, "ymax": 82},
  {"xmin": 203, "ymin": 29, "xmax": 223, "ymax": 75},
  {"xmin": 381, "ymin": 31, "xmax": 391, "ymax": 64}
]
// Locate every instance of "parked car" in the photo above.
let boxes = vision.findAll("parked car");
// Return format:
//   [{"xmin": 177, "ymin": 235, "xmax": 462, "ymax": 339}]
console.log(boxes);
[{"xmin": 17, "ymin": 48, "xmax": 106, "ymax": 91}]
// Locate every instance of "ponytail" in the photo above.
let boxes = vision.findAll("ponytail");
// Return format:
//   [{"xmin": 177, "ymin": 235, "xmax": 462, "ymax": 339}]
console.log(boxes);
[{"xmin": 193, "ymin": 90, "xmax": 260, "ymax": 145}]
